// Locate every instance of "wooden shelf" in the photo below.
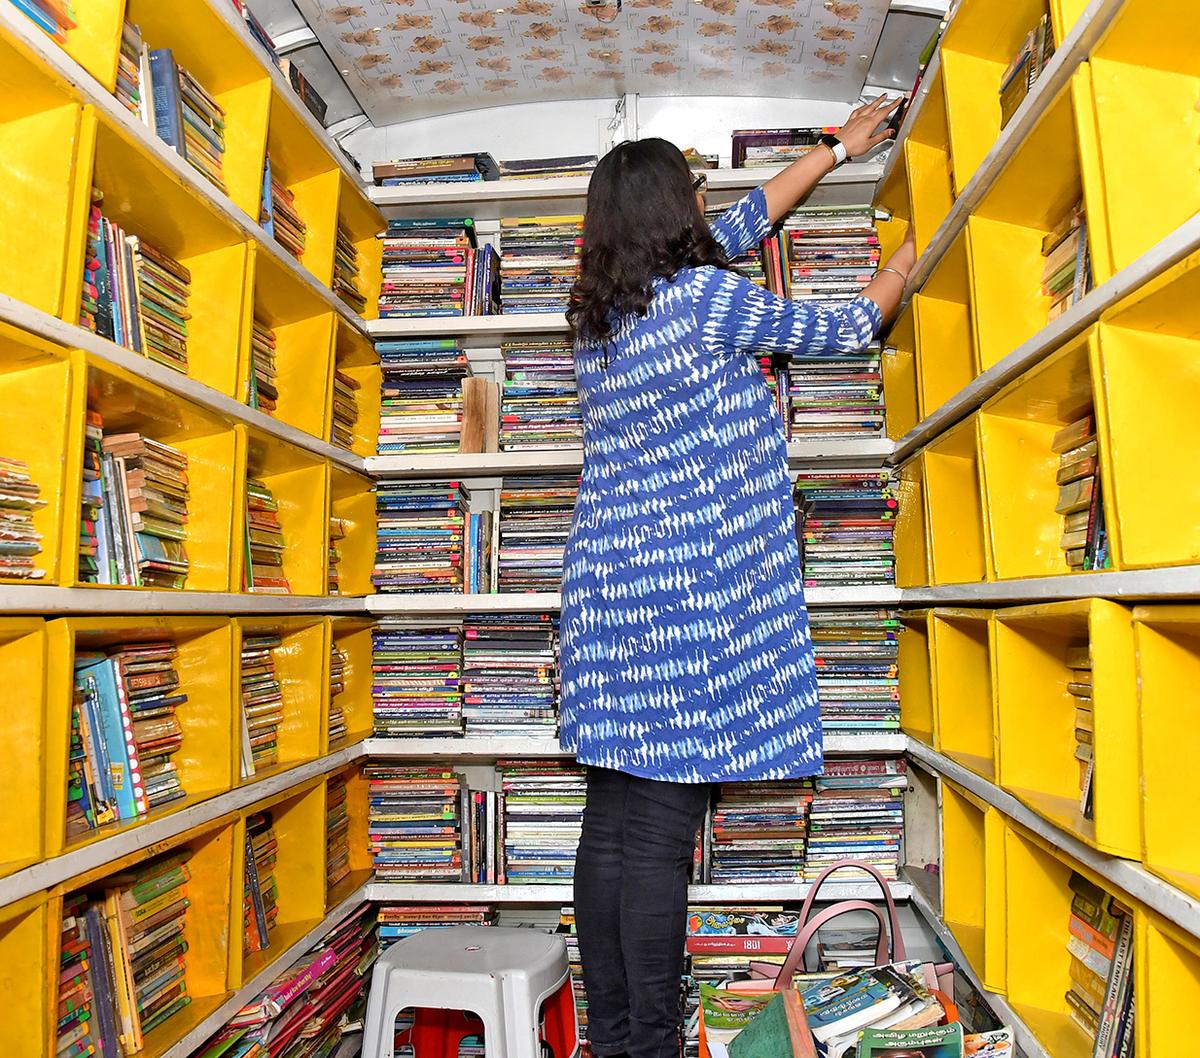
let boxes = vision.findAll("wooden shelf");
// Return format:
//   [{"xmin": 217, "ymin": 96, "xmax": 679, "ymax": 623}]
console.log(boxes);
[{"xmin": 367, "ymin": 312, "xmax": 569, "ymax": 344}]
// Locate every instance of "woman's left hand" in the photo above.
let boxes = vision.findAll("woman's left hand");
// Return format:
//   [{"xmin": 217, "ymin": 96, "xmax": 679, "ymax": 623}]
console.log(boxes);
[{"xmin": 836, "ymin": 95, "xmax": 904, "ymax": 159}]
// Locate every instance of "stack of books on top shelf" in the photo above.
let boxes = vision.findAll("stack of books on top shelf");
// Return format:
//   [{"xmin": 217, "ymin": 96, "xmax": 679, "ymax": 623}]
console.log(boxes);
[
  {"xmin": 376, "ymin": 339, "xmax": 471, "ymax": 454},
  {"xmin": 500, "ymin": 338, "xmax": 583, "ymax": 451},
  {"xmin": 783, "ymin": 343, "xmax": 885, "ymax": 439},
  {"xmin": 793, "ymin": 470, "xmax": 897, "ymax": 587},
  {"xmin": 333, "ymin": 222, "xmax": 368, "ymax": 313},
  {"xmin": 116, "ymin": 21, "xmax": 145, "ymax": 118},
  {"xmin": 68, "ymin": 641, "xmax": 189, "ymax": 838},
  {"xmin": 732, "ymin": 127, "xmax": 830, "ymax": 168},
  {"xmin": 326, "ymin": 773, "xmax": 351, "ymax": 890},
  {"xmin": 371, "ymin": 621, "xmax": 464, "ymax": 737},
  {"xmin": 248, "ymin": 316, "xmax": 279, "ymax": 414},
  {"xmin": 0, "ymin": 456, "xmax": 45, "ymax": 580},
  {"xmin": 366, "ymin": 765, "xmax": 465, "ymax": 882},
  {"xmin": 245, "ymin": 477, "xmax": 291, "ymax": 593},
  {"xmin": 147, "ymin": 49, "xmax": 228, "ymax": 195},
  {"xmin": 496, "ymin": 475, "xmax": 579, "ymax": 592},
  {"xmin": 1053, "ymin": 413, "xmax": 1110, "ymax": 570},
  {"xmin": 377, "ymin": 904, "xmax": 498, "ymax": 950},
  {"xmin": 331, "ymin": 368, "xmax": 362, "ymax": 450},
  {"xmin": 81, "ymin": 189, "xmax": 193, "ymax": 374},
  {"xmin": 773, "ymin": 205, "xmax": 881, "ymax": 303},
  {"xmin": 1066, "ymin": 640, "xmax": 1096, "ymax": 819},
  {"xmin": 499, "ymin": 154, "xmax": 597, "ymax": 179},
  {"xmin": 243, "ymin": 811, "xmax": 279, "ymax": 954},
  {"xmin": 239, "ymin": 632, "xmax": 284, "ymax": 777},
  {"xmin": 1043, "ymin": 202, "xmax": 1092, "ymax": 320},
  {"xmin": 805, "ymin": 757, "xmax": 906, "ymax": 881},
  {"xmin": 1065, "ymin": 872, "xmax": 1134, "ymax": 1054},
  {"xmin": 462, "ymin": 614, "xmax": 559, "ymax": 737},
  {"xmin": 498, "ymin": 215, "xmax": 583, "ymax": 314},
  {"xmin": 999, "ymin": 12, "xmax": 1055, "ymax": 128},
  {"xmin": 373, "ymin": 153, "xmax": 500, "ymax": 186},
  {"xmin": 706, "ymin": 781, "xmax": 814, "ymax": 884},
  {"xmin": 328, "ymin": 640, "xmax": 348, "ymax": 745},
  {"xmin": 371, "ymin": 479, "xmax": 471, "ymax": 593},
  {"xmin": 379, "ymin": 217, "xmax": 497, "ymax": 317},
  {"xmin": 809, "ymin": 609, "xmax": 902, "ymax": 734},
  {"xmin": 500, "ymin": 760, "xmax": 586, "ymax": 884},
  {"xmin": 263, "ymin": 162, "xmax": 308, "ymax": 261},
  {"xmin": 8, "ymin": 0, "xmax": 75, "ymax": 42}
]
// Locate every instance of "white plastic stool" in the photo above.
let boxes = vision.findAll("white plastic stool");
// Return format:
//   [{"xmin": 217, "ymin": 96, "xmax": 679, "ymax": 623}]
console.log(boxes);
[{"xmin": 362, "ymin": 926, "xmax": 579, "ymax": 1058}]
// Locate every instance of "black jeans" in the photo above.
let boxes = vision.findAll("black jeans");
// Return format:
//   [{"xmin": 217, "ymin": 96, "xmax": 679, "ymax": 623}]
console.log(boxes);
[{"xmin": 573, "ymin": 767, "xmax": 712, "ymax": 1058}]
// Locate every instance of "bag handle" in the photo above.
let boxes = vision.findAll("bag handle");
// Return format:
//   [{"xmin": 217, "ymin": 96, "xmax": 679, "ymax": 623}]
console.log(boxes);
[
  {"xmin": 796, "ymin": 859, "xmax": 906, "ymax": 962},
  {"xmin": 772, "ymin": 900, "xmax": 888, "ymax": 989}
]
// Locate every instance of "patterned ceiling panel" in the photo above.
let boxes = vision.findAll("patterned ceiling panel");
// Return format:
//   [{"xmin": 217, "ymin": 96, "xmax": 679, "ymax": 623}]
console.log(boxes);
[{"xmin": 294, "ymin": 0, "xmax": 891, "ymax": 124}]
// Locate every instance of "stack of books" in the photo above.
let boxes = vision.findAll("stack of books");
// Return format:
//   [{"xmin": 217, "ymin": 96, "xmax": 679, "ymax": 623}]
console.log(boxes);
[
  {"xmin": 331, "ymin": 368, "xmax": 361, "ymax": 450},
  {"xmin": 245, "ymin": 477, "xmax": 290, "ymax": 593},
  {"xmin": 371, "ymin": 480, "xmax": 471, "ymax": 593},
  {"xmin": 804, "ymin": 758, "xmax": 906, "ymax": 882},
  {"xmin": 325, "ymin": 773, "xmax": 350, "ymax": 890},
  {"xmin": 79, "ymin": 412, "xmax": 103, "ymax": 581},
  {"xmin": 328, "ymin": 640, "xmax": 348, "ymax": 747},
  {"xmin": 772, "ymin": 205, "xmax": 880, "ymax": 303},
  {"xmin": 499, "ymin": 155, "xmax": 597, "ymax": 179},
  {"xmin": 1064, "ymin": 872, "xmax": 1134, "ymax": 1051},
  {"xmin": 685, "ymin": 907, "xmax": 801, "ymax": 1006},
  {"xmin": 1066, "ymin": 640, "xmax": 1095, "ymax": 819},
  {"xmin": 81, "ymin": 190, "xmax": 193, "ymax": 373},
  {"xmin": 499, "ymin": 761, "xmax": 586, "ymax": 884},
  {"xmin": 9, "ymin": 0, "xmax": 76, "ymax": 41},
  {"xmin": 1043, "ymin": 203, "xmax": 1092, "ymax": 321},
  {"xmin": 68, "ymin": 642, "xmax": 189, "ymax": 837},
  {"xmin": 333, "ymin": 222, "xmax": 367, "ymax": 313},
  {"xmin": 373, "ymin": 153, "xmax": 500, "ymax": 186},
  {"xmin": 243, "ymin": 811, "xmax": 279, "ymax": 954},
  {"xmin": 999, "ymin": 13, "xmax": 1055, "ymax": 128},
  {"xmin": 558, "ymin": 907, "xmax": 590, "ymax": 1053},
  {"xmin": 267, "ymin": 174, "xmax": 307, "ymax": 261},
  {"xmin": 496, "ymin": 476, "xmax": 578, "ymax": 593},
  {"xmin": 238, "ymin": 633, "xmax": 284, "ymax": 777},
  {"xmin": 1052, "ymin": 413, "xmax": 1109, "ymax": 570},
  {"xmin": 56, "ymin": 894, "xmax": 101, "ymax": 1057},
  {"xmin": 498, "ymin": 215, "xmax": 583, "ymax": 314},
  {"xmin": 793, "ymin": 470, "xmax": 897, "ymax": 587},
  {"xmin": 248, "ymin": 316, "xmax": 279, "ymax": 414},
  {"xmin": 377, "ymin": 904, "xmax": 497, "ymax": 950},
  {"xmin": 784, "ymin": 343, "xmax": 885, "ymax": 439},
  {"xmin": 366, "ymin": 765, "xmax": 465, "ymax": 881},
  {"xmin": 708, "ymin": 782, "xmax": 814, "ymax": 884},
  {"xmin": 115, "ymin": 21, "xmax": 144, "ymax": 117},
  {"xmin": 809, "ymin": 609, "xmax": 902, "ymax": 734},
  {"xmin": 499, "ymin": 338, "xmax": 582, "ymax": 451},
  {"xmin": 463, "ymin": 785, "xmax": 502, "ymax": 883},
  {"xmin": 146, "ymin": 50, "xmax": 227, "ymax": 194},
  {"xmin": 231, "ymin": 0, "xmax": 277, "ymax": 60},
  {"xmin": 379, "ymin": 217, "xmax": 489, "ymax": 318},
  {"xmin": 327, "ymin": 515, "xmax": 344, "ymax": 595},
  {"xmin": 376, "ymin": 339, "xmax": 471, "ymax": 454},
  {"xmin": 0, "ymin": 456, "xmax": 45, "ymax": 580},
  {"xmin": 461, "ymin": 614, "xmax": 559, "ymax": 737},
  {"xmin": 732, "ymin": 127, "xmax": 830, "ymax": 168},
  {"xmin": 464, "ymin": 509, "xmax": 495, "ymax": 593},
  {"xmin": 370, "ymin": 621, "xmax": 464, "ymax": 737}
]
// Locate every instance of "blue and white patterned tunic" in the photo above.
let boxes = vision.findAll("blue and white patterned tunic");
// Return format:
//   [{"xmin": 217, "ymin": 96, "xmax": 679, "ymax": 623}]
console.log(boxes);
[{"xmin": 559, "ymin": 187, "xmax": 883, "ymax": 783}]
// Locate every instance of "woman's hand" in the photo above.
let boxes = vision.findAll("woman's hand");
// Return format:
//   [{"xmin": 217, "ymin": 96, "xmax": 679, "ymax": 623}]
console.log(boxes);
[{"xmin": 836, "ymin": 95, "xmax": 904, "ymax": 159}]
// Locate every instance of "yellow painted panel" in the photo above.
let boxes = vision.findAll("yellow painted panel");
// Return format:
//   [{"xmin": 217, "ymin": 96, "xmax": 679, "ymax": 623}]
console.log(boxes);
[
  {"xmin": 894, "ymin": 453, "xmax": 930, "ymax": 588},
  {"xmin": 1048, "ymin": 0, "xmax": 1087, "ymax": 44},
  {"xmin": 898, "ymin": 610, "xmax": 933, "ymax": 745},
  {"xmin": 330, "ymin": 620, "xmax": 375, "ymax": 747},
  {"xmin": 61, "ymin": 0, "xmax": 123, "ymax": 91},
  {"xmin": 208, "ymin": 76, "xmax": 273, "ymax": 219},
  {"xmin": 0, "ymin": 619, "xmax": 46, "ymax": 878},
  {"xmin": 1140, "ymin": 911, "xmax": 1200, "ymax": 1058},
  {"xmin": 881, "ymin": 308, "xmax": 918, "ymax": 439},
  {"xmin": 942, "ymin": 781, "xmax": 987, "ymax": 976},
  {"xmin": 1070, "ymin": 64, "xmax": 1115, "ymax": 287},
  {"xmin": 60, "ymin": 105, "xmax": 99, "ymax": 323},
  {"xmin": 0, "ymin": 895, "xmax": 50, "ymax": 1058},
  {"xmin": 914, "ymin": 233, "xmax": 975, "ymax": 413},
  {"xmin": 331, "ymin": 468, "xmax": 377, "ymax": 597},
  {"xmin": 930, "ymin": 609, "xmax": 995, "ymax": 781},
  {"xmin": 923, "ymin": 416, "xmax": 987, "ymax": 586},
  {"xmin": 905, "ymin": 140, "xmax": 953, "ymax": 257},
  {"xmin": 187, "ymin": 241, "xmax": 252, "ymax": 399},
  {"xmin": 335, "ymin": 320, "xmax": 381, "ymax": 457},
  {"xmin": 292, "ymin": 168, "xmax": 342, "ymax": 289},
  {"xmin": 874, "ymin": 156, "xmax": 911, "ymax": 225},
  {"xmin": 982, "ymin": 807, "xmax": 1007, "ymax": 994},
  {"xmin": 276, "ymin": 314, "xmax": 337, "ymax": 440},
  {"xmin": 939, "ymin": 49, "xmax": 1005, "ymax": 197},
  {"xmin": 352, "ymin": 228, "xmax": 383, "ymax": 321}
]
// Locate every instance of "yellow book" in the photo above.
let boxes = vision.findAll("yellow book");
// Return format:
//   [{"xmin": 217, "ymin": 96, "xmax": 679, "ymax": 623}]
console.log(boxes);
[{"xmin": 104, "ymin": 889, "xmax": 144, "ymax": 1053}]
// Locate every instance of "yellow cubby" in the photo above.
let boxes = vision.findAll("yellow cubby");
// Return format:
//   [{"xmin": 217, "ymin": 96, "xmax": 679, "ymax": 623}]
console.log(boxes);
[
  {"xmin": 330, "ymin": 467, "xmax": 376, "ymax": 598},
  {"xmin": 0, "ymin": 619, "xmax": 47, "ymax": 879},
  {"xmin": 328, "ymin": 619, "xmax": 375, "ymax": 750},
  {"xmin": 56, "ymin": 815, "xmax": 236, "ymax": 1058},
  {"xmin": 929, "ymin": 608, "xmax": 996, "ymax": 782},
  {"xmin": 966, "ymin": 70, "xmax": 1099, "ymax": 372},
  {"xmin": 238, "ymin": 425, "xmax": 330, "ymax": 596},
  {"xmin": 903, "ymin": 68, "xmax": 954, "ymax": 256},
  {"xmin": 881, "ymin": 306, "xmax": 918, "ymax": 441},
  {"xmin": 338, "ymin": 171, "xmax": 384, "ymax": 321},
  {"xmin": 893, "ymin": 451, "xmax": 931, "ymax": 589},
  {"xmin": 0, "ymin": 26, "xmax": 91, "ymax": 321},
  {"xmin": 923, "ymin": 414, "xmax": 988, "ymax": 586},
  {"xmin": 79, "ymin": 106, "xmax": 252, "ymax": 400},
  {"xmin": 913, "ymin": 231, "xmax": 976, "ymax": 416},
  {"xmin": 81, "ymin": 357, "xmax": 243, "ymax": 591},
  {"xmin": 1086, "ymin": 0, "xmax": 1200, "ymax": 282},
  {"xmin": 0, "ymin": 327, "xmax": 84, "ymax": 586},
  {"xmin": 940, "ymin": 782, "xmax": 988, "ymax": 982},
  {"xmin": 976, "ymin": 329, "xmax": 1108, "ymax": 581},
  {"xmin": 59, "ymin": 0, "xmax": 124, "ymax": 92},
  {"xmin": 265, "ymin": 88, "xmax": 341, "ymax": 288},
  {"xmin": 1092, "ymin": 250, "xmax": 1200, "ymax": 569},
  {"xmin": 333, "ymin": 317, "xmax": 382, "ymax": 457},
  {"xmin": 248, "ymin": 241, "xmax": 337, "ymax": 438},
  {"xmin": 1138, "ymin": 910, "xmax": 1200, "ymax": 1058},
  {"xmin": 993, "ymin": 598, "xmax": 1139, "ymax": 858},
  {"xmin": 3, "ymin": 892, "xmax": 51, "ymax": 1058},
  {"xmin": 229, "ymin": 780, "xmax": 327, "ymax": 988},
  {"xmin": 898, "ymin": 609, "xmax": 934, "ymax": 746},
  {"xmin": 1130, "ymin": 606, "xmax": 1200, "ymax": 902},
  {"xmin": 325, "ymin": 764, "xmax": 373, "ymax": 909},
  {"xmin": 43, "ymin": 616, "xmax": 238, "ymax": 859},
  {"xmin": 874, "ymin": 151, "xmax": 912, "ymax": 237}
]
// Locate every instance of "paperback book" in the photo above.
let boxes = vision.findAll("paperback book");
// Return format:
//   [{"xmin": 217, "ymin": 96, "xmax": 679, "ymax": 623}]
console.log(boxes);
[{"xmin": 0, "ymin": 456, "xmax": 46, "ymax": 580}]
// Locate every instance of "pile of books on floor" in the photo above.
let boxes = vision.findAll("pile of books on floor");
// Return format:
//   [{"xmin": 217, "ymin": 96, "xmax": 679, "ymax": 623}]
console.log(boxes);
[
  {"xmin": 238, "ymin": 632, "xmax": 284, "ymax": 776},
  {"xmin": 500, "ymin": 154, "xmax": 597, "ymax": 179},
  {"xmin": 10, "ymin": 0, "xmax": 75, "ymax": 41},
  {"xmin": 1043, "ymin": 202, "xmax": 1092, "ymax": 321},
  {"xmin": 999, "ymin": 12, "xmax": 1054, "ymax": 128},
  {"xmin": 200, "ymin": 904, "xmax": 378, "ymax": 1058},
  {"xmin": 371, "ymin": 621, "xmax": 464, "ymax": 736},
  {"xmin": 331, "ymin": 367, "xmax": 361, "ymax": 449},
  {"xmin": 496, "ymin": 476, "xmax": 578, "ymax": 592},
  {"xmin": 56, "ymin": 851, "xmax": 195, "ymax": 1056},
  {"xmin": 0, "ymin": 456, "xmax": 45, "ymax": 580},
  {"xmin": 376, "ymin": 339, "xmax": 471, "ymax": 454},
  {"xmin": 732, "ymin": 127, "xmax": 829, "ymax": 168},
  {"xmin": 328, "ymin": 641, "xmax": 348, "ymax": 746},
  {"xmin": 243, "ymin": 811, "xmax": 279, "ymax": 954},
  {"xmin": 783, "ymin": 343, "xmax": 885, "ymax": 439},
  {"xmin": 264, "ymin": 165, "xmax": 307, "ymax": 261},
  {"xmin": 498, "ymin": 215, "xmax": 583, "ymax": 313},
  {"xmin": 805, "ymin": 757, "xmax": 906, "ymax": 881},
  {"xmin": 1064, "ymin": 872, "xmax": 1134, "ymax": 1051},
  {"xmin": 366, "ymin": 765, "xmax": 465, "ymax": 881},
  {"xmin": 373, "ymin": 153, "xmax": 500, "ymax": 186},
  {"xmin": 379, "ymin": 217, "xmax": 498, "ymax": 317},
  {"xmin": 67, "ymin": 641, "xmax": 188, "ymax": 837},
  {"xmin": 81, "ymin": 190, "xmax": 193, "ymax": 373},
  {"xmin": 500, "ymin": 761, "xmax": 586, "ymax": 884},
  {"xmin": 248, "ymin": 316, "xmax": 279, "ymax": 414},
  {"xmin": 77, "ymin": 425, "xmax": 191, "ymax": 588},
  {"xmin": 116, "ymin": 21, "xmax": 144, "ymax": 118},
  {"xmin": 325, "ymin": 772, "xmax": 351, "ymax": 890},
  {"xmin": 1053, "ymin": 412, "xmax": 1109, "ymax": 570},
  {"xmin": 334, "ymin": 222, "xmax": 367, "ymax": 313},
  {"xmin": 808, "ymin": 609, "xmax": 901, "ymax": 734},
  {"xmin": 499, "ymin": 338, "xmax": 582, "ymax": 450},
  {"xmin": 706, "ymin": 781, "xmax": 814, "ymax": 884},
  {"xmin": 462, "ymin": 614, "xmax": 559, "ymax": 737},
  {"xmin": 372, "ymin": 480, "xmax": 471, "ymax": 593},
  {"xmin": 686, "ymin": 906, "xmax": 800, "ymax": 1019},
  {"xmin": 794, "ymin": 470, "xmax": 897, "ymax": 586},
  {"xmin": 764, "ymin": 205, "xmax": 880, "ymax": 302},
  {"xmin": 1066, "ymin": 639, "xmax": 1096, "ymax": 819},
  {"xmin": 377, "ymin": 904, "xmax": 497, "ymax": 950},
  {"xmin": 245, "ymin": 476, "xmax": 291, "ymax": 593}
]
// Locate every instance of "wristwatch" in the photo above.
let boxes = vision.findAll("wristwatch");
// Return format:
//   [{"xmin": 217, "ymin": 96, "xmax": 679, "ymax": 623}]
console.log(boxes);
[{"xmin": 819, "ymin": 132, "xmax": 848, "ymax": 166}]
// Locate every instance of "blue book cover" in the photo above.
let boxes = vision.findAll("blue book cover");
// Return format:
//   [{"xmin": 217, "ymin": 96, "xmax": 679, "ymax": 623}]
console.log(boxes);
[
  {"xmin": 149, "ymin": 49, "xmax": 187, "ymax": 156},
  {"xmin": 77, "ymin": 672, "xmax": 119, "ymax": 825},
  {"xmin": 8, "ymin": 0, "xmax": 59, "ymax": 36},
  {"xmin": 260, "ymin": 153, "xmax": 275, "ymax": 235},
  {"xmin": 75, "ymin": 657, "xmax": 140, "ymax": 822}
]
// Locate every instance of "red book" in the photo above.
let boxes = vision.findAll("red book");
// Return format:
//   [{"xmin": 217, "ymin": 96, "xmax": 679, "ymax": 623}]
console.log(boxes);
[{"xmin": 686, "ymin": 935, "xmax": 795, "ymax": 955}]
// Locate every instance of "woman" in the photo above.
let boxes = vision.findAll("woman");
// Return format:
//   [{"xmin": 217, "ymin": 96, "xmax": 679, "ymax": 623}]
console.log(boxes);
[{"xmin": 560, "ymin": 96, "xmax": 915, "ymax": 1058}]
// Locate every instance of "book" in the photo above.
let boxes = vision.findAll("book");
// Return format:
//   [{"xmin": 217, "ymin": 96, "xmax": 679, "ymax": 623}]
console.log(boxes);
[
  {"xmin": 148, "ymin": 49, "xmax": 186, "ymax": 156},
  {"xmin": 115, "ymin": 21, "xmax": 144, "ymax": 116},
  {"xmin": 334, "ymin": 222, "xmax": 367, "ymax": 314},
  {"xmin": 248, "ymin": 317, "xmax": 279, "ymax": 414},
  {"xmin": 731, "ymin": 128, "xmax": 835, "ymax": 168},
  {"xmin": 857, "ymin": 1023, "xmax": 965, "ymax": 1057},
  {"xmin": 244, "ymin": 477, "xmax": 291, "ymax": 593},
  {"xmin": 8, "ymin": 0, "xmax": 77, "ymax": 41},
  {"xmin": 498, "ymin": 215, "xmax": 582, "ymax": 314},
  {"xmin": 278, "ymin": 58, "xmax": 328, "ymax": 123},
  {"xmin": 239, "ymin": 633, "xmax": 285, "ymax": 776},
  {"xmin": 374, "ymin": 153, "xmax": 500, "ymax": 184},
  {"xmin": 0, "ymin": 456, "xmax": 46, "ymax": 580},
  {"xmin": 379, "ymin": 218, "xmax": 482, "ymax": 319},
  {"xmin": 268, "ymin": 176, "xmax": 307, "ymax": 260}
]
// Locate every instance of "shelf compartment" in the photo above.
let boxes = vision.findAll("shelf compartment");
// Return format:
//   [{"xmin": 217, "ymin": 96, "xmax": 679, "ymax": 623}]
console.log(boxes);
[
  {"xmin": 1130, "ymin": 605, "xmax": 1200, "ymax": 903},
  {"xmin": 3, "ymin": 892, "xmax": 50, "ymax": 1058},
  {"xmin": 874, "ymin": 142, "xmax": 912, "ymax": 233},
  {"xmin": 332, "ymin": 318, "xmax": 381, "ymax": 459},
  {"xmin": 43, "ymin": 615, "xmax": 238, "ymax": 860},
  {"xmin": 929, "ymin": 608, "xmax": 996, "ymax": 782},
  {"xmin": 903, "ymin": 67, "xmax": 954, "ymax": 255},
  {"xmin": 898, "ymin": 610, "xmax": 934, "ymax": 746},
  {"xmin": 923, "ymin": 414, "xmax": 989, "ymax": 585},
  {"xmin": 1139, "ymin": 909, "xmax": 1200, "ymax": 1058},
  {"xmin": 1086, "ymin": 0, "xmax": 1200, "ymax": 282},
  {"xmin": 328, "ymin": 619, "xmax": 374, "ymax": 750},
  {"xmin": 0, "ymin": 620, "xmax": 47, "ymax": 879},
  {"xmin": 913, "ymin": 231, "xmax": 976, "ymax": 416},
  {"xmin": 894, "ymin": 452, "xmax": 931, "ymax": 588},
  {"xmin": 329, "ymin": 466, "xmax": 375, "ymax": 599},
  {"xmin": 324, "ymin": 764, "xmax": 372, "ymax": 910},
  {"xmin": 882, "ymin": 306, "xmax": 919, "ymax": 441},
  {"xmin": 993, "ymin": 598, "xmax": 1139, "ymax": 858},
  {"xmin": 338, "ymin": 171, "xmax": 384, "ymax": 322},
  {"xmin": 940, "ymin": 781, "xmax": 989, "ymax": 984}
]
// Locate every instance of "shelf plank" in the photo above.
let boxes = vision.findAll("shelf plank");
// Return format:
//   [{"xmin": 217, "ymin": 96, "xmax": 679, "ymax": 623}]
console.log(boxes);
[
  {"xmin": 0, "ymin": 586, "xmax": 367, "ymax": 615},
  {"xmin": 367, "ymin": 312, "xmax": 570, "ymax": 344},
  {"xmin": 901, "ymin": 565, "xmax": 1200, "ymax": 605}
]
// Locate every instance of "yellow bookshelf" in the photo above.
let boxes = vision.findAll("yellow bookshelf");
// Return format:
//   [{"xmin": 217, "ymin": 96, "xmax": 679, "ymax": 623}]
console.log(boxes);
[
  {"xmin": 1139, "ymin": 910, "xmax": 1200, "ymax": 1058},
  {"xmin": 881, "ymin": 306, "xmax": 918, "ymax": 441},
  {"xmin": 59, "ymin": 0, "xmax": 124, "ymax": 92},
  {"xmin": 903, "ymin": 68, "xmax": 954, "ymax": 256},
  {"xmin": 993, "ymin": 598, "xmax": 1139, "ymax": 858},
  {"xmin": 914, "ymin": 231, "xmax": 975, "ymax": 416},
  {"xmin": 328, "ymin": 619, "xmax": 375, "ymax": 750},
  {"xmin": 329, "ymin": 467, "xmax": 376, "ymax": 598},
  {"xmin": 325, "ymin": 764, "xmax": 373, "ymax": 909},
  {"xmin": 4, "ymin": 892, "xmax": 51, "ymax": 1058},
  {"xmin": 333, "ymin": 319, "xmax": 382, "ymax": 457},
  {"xmin": 898, "ymin": 610, "xmax": 934, "ymax": 746},
  {"xmin": 922, "ymin": 414, "xmax": 988, "ymax": 585},
  {"xmin": 338, "ymin": 172, "xmax": 384, "ymax": 321},
  {"xmin": 894, "ymin": 452, "xmax": 931, "ymax": 588},
  {"xmin": 929, "ymin": 608, "xmax": 996, "ymax": 782},
  {"xmin": 0, "ymin": 620, "xmax": 47, "ymax": 880},
  {"xmin": 940, "ymin": 781, "xmax": 988, "ymax": 981}
]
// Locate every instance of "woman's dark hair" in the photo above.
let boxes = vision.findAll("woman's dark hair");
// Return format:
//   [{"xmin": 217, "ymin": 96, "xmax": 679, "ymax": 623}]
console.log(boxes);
[{"xmin": 568, "ymin": 138, "xmax": 733, "ymax": 343}]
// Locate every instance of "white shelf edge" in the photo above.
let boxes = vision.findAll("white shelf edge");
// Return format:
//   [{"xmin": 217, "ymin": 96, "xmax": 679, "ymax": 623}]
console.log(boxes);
[
  {"xmin": 158, "ymin": 883, "xmax": 370, "ymax": 1058},
  {"xmin": 908, "ymin": 742, "xmax": 1200, "ymax": 943},
  {"xmin": 0, "ymin": 586, "xmax": 368, "ymax": 615},
  {"xmin": 367, "ymin": 313, "xmax": 570, "ymax": 341},
  {"xmin": 899, "ymin": 565, "xmax": 1200, "ymax": 606}
]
